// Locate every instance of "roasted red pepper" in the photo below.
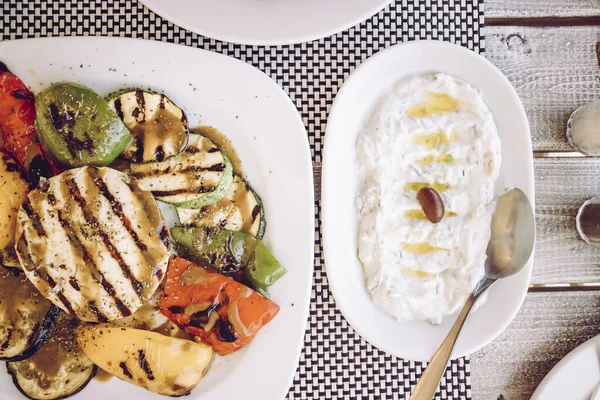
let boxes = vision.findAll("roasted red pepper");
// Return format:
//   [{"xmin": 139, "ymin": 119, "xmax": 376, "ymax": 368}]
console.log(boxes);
[
  {"xmin": 0, "ymin": 61, "xmax": 61, "ymax": 187},
  {"xmin": 160, "ymin": 256, "xmax": 280, "ymax": 356}
]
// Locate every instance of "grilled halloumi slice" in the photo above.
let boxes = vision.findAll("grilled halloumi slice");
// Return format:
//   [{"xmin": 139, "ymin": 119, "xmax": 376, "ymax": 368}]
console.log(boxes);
[{"xmin": 14, "ymin": 166, "xmax": 170, "ymax": 322}]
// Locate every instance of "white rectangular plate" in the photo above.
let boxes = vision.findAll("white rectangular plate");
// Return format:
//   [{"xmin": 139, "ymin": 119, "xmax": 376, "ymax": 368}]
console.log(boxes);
[{"xmin": 322, "ymin": 40, "xmax": 535, "ymax": 361}]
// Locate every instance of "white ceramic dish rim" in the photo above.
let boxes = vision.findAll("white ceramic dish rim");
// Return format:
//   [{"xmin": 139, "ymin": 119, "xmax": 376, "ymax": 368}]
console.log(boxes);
[
  {"xmin": 138, "ymin": 0, "xmax": 393, "ymax": 46},
  {"xmin": 321, "ymin": 40, "xmax": 535, "ymax": 361},
  {"xmin": 531, "ymin": 334, "xmax": 600, "ymax": 400},
  {"xmin": 0, "ymin": 36, "xmax": 315, "ymax": 400}
]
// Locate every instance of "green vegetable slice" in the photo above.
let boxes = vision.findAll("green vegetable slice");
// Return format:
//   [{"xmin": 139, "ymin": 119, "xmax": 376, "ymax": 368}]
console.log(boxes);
[
  {"xmin": 244, "ymin": 240, "xmax": 287, "ymax": 291},
  {"xmin": 170, "ymin": 226, "xmax": 286, "ymax": 291},
  {"xmin": 130, "ymin": 134, "xmax": 233, "ymax": 208},
  {"xmin": 107, "ymin": 89, "xmax": 189, "ymax": 163},
  {"xmin": 177, "ymin": 174, "xmax": 266, "ymax": 239},
  {"xmin": 35, "ymin": 82, "xmax": 132, "ymax": 167}
]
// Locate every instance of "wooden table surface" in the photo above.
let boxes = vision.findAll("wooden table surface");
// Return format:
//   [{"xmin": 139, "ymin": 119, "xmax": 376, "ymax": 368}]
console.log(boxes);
[
  {"xmin": 472, "ymin": 2, "xmax": 600, "ymax": 399},
  {"xmin": 311, "ymin": 1, "xmax": 600, "ymax": 398}
]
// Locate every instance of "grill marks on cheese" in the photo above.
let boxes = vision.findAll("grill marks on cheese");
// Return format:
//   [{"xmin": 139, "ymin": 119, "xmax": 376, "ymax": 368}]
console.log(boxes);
[{"xmin": 14, "ymin": 167, "xmax": 170, "ymax": 322}]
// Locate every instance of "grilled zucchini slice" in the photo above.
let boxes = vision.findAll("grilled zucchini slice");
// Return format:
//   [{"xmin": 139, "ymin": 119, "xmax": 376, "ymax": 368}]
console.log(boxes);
[
  {"xmin": 108, "ymin": 89, "xmax": 189, "ymax": 163},
  {"xmin": 76, "ymin": 323, "xmax": 213, "ymax": 396},
  {"xmin": 130, "ymin": 134, "xmax": 233, "ymax": 208},
  {"xmin": 7, "ymin": 313, "xmax": 97, "ymax": 400},
  {"xmin": 177, "ymin": 174, "xmax": 266, "ymax": 239},
  {"xmin": 0, "ymin": 267, "xmax": 57, "ymax": 361},
  {"xmin": 14, "ymin": 166, "xmax": 170, "ymax": 322}
]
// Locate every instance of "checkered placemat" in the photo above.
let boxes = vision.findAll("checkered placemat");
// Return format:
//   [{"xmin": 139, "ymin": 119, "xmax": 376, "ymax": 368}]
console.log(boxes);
[{"xmin": 0, "ymin": 1, "xmax": 483, "ymax": 398}]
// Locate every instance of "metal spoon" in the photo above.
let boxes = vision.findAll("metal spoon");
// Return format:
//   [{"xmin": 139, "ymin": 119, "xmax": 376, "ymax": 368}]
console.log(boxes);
[
  {"xmin": 566, "ymin": 99, "xmax": 600, "ymax": 156},
  {"xmin": 410, "ymin": 188, "xmax": 535, "ymax": 400},
  {"xmin": 576, "ymin": 197, "xmax": 600, "ymax": 248}
]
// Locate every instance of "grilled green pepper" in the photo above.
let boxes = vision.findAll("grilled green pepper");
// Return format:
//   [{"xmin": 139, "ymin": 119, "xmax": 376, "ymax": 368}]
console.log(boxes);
[
  {"xmin": 35, "ymin": 82, "xmax": 132, "ymax": 167},
  {"xmin": 244, "ymin": 240, "xmax": 287, "ymax": 292},
  {"xmin": 170, "ymin": 226, "xmax": 286, "ymax": 292}
]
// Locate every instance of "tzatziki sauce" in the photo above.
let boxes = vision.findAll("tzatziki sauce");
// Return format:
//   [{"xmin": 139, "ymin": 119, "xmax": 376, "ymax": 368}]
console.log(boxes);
[{"xmin": 356, "ymin": 73, "xmax": 501, "ymax": 324}]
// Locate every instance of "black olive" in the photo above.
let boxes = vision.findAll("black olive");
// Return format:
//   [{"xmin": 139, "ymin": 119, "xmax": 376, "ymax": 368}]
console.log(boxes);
[{"xmin": 0, "ymin": 62, "xmax": 7, "ymax": 72}]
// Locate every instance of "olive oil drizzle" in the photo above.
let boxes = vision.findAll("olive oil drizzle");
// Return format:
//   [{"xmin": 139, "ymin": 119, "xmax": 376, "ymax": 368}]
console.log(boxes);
[
  {"xmin": 129, "ymin": 107, "xmax": 187, "ymax": 163},
  {"xmin": 400, "ymin": 267, "xmax": 437, "ymax": 279},
  {"xmin": 401, "ymin": 242, "xmax": 449, "ymax": 255},
  {"xmin": 412, "ymin": 130, "xmax": 453, "ymax": 149},
  {"xmin": 415, "ymin": 153, "xmax": 455, "ymax": 167},
  {"xmin": 406, "ymin": 92, "xmax": 460, "ymax": 118},
  {"xmin": 404, "ymin": 210, "xmax": 457, "ymax": 220},
  {"xmin": 192, "ymin": 126, "xmax": 244, "ymax": 177}
]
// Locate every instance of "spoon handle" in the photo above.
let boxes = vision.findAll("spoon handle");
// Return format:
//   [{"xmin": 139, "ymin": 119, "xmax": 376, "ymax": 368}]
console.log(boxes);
[{"xmin": 410, "ymin": 278, "xmax": 495, "ymax": 400}]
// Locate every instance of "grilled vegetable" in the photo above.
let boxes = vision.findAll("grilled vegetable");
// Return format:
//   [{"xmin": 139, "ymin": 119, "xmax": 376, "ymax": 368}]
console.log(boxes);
[
  {"xmin": 7, "ymin": 313, "xmax": 97, "ymax": 400},
  {"xmin": 14, "ymin": 166, "xmax": 170, "ymax": 322},
  {"xmin": 160, "ymin": 256, "xmax": 280, "ymax": 355},
  {"xmin": 130, "ymin": 134, "xmax": 233, "ymax": 208},
  {"xmin": 177, "ymin": 174, "xmax": 266, "ymax": 238},
  {"xmin": 76, "ymin": 323, "xmax": 213, "ymax": 396},
  {"xmin": 108, "ymin": 89, "xmax": 189, "ymax": 163},
  {"xmin": 0, "ymin": 246, "xmax": 22, "ymax": 270},
  {"xmin": 0, "ymin": 267, "xmax": 57, "ymax": 361},
  {"xmin": 171, "ymin": 226, "xmax": 286, "ymax": 291},
  {"xmin": 172, "ymin": 227, "xmax": 248, "ymax": 281},
  {"xmin": 0, "ymin": 62, "xmax": 60, "ymax": 187},
  {"xmin": 244, "ymin": 239, "xmax": 287, "ymax": 292},
  {"xmin": 35, "ymin": 82, "xmax": 132, "ymax": 168},
  {"xmin": 0, "ymin": 153, "xmax": 29, "ymax": 251},
  {"xmin": 113, "ymin": 288, "xmax": 191, "ymax": 339}
]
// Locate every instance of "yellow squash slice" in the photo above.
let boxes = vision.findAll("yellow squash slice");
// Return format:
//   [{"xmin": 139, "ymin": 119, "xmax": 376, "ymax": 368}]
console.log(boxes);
[{"xmin": 76, "ymin": 323, "xmax": 213, "ymax": 396}]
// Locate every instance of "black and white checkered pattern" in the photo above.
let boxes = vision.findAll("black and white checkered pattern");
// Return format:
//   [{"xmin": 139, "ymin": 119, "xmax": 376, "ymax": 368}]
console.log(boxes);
[{"xmin": 1, "ymin": 1, "xmax": 482, "ymax": 398}]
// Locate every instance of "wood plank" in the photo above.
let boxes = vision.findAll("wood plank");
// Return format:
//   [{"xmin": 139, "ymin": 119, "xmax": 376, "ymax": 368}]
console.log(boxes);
[
  {"xmin": 533, "ymin": 158, "xmax": 600, "ymax": 284},
  {"xmin": 470, "ymin": 291, "xmax": 600, "ymax": 399},
  {"xmin": 314, "ymin": 157, "xmax": 600, "ymax": 285},
  {"xmin": 486, "ymin": 26, "xmax": 600, "ymax": 151},
  {"xmin": 487, "ymin": 0, "xmax": 600, "ymax": 18},
  {"xmin": 487, "ymin": 16, "xmax": 600, "ymax": 27}
]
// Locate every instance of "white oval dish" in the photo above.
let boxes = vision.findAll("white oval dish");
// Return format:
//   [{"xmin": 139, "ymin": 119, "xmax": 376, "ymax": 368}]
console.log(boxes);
[
  {"xmin": 139, "ymin": 0, "xmax": 392, "ymax": 45},
  {"xmin": 322, "ymin": 40, "xmax": 535, "ymax": 361},
  {"xmin": 0, "ymin": 37, "xmax": 314, "ymax": 400},
  {"xmin": 531, "ymin": 334, "xmax": 600, "ymax": 400}
]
